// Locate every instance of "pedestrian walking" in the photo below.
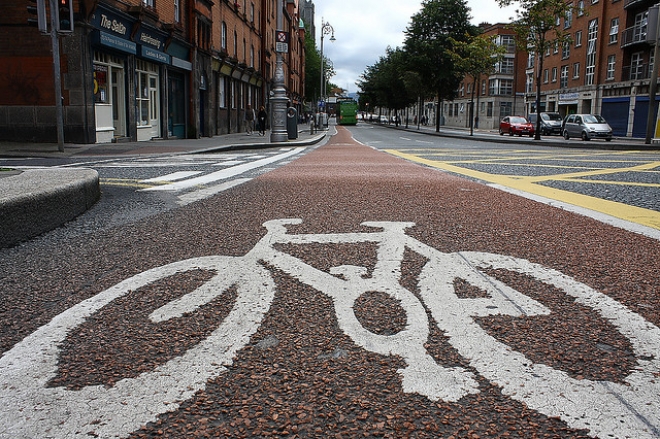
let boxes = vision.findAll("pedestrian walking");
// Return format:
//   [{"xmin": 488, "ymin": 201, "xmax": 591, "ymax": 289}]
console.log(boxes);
[
  {"xmin": 244, "ymin": 104, "xmax": 256, "ymax": 135},
  {"xmin": 257, "ymin": 105, "xmax": 267, "ymax": 136}
]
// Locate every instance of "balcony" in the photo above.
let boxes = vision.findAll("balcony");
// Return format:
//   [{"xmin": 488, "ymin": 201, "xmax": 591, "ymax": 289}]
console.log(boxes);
[
  {"xmin": 622, "ymin": 63, "xmax": 650, "ymax": 81},
  {"xmin": 621, "ymin": 25, "xmax": 650, "ymax": 48},
  {"xmin": 624, "ymin": 0, "xmax": 654, "ymax": 9}
]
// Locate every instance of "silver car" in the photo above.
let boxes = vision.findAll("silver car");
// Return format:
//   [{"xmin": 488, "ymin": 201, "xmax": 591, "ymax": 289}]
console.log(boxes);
[{"xmin": 562, "ymin": 114, "xmax": 613, "ymax": 141}]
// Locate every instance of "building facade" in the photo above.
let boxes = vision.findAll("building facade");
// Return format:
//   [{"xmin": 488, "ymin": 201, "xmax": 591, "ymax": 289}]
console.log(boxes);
[
  {"xmin": 443, "ymin": 0, "xmax": 660, "ymax": 138},
  {"xmin": 443, "ymin": 23, "xmax": 527, "ymax": 130},
  {"xmin": 0, "ymin": 0, "xmax": 308, "ymax": 144}
]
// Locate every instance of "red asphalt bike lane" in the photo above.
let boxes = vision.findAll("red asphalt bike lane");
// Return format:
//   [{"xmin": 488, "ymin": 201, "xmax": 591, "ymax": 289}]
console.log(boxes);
[{"xmin": 0, "ymin": 126, "xmax": 659, "ymax": 438}]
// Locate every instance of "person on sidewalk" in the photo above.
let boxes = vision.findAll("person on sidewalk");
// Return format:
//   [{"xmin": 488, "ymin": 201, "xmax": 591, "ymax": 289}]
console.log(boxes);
[
  {"xmin": 257, "ymin": 105, "xmax": 267, "ymax": 136},
  {"xmin": 244, "ymin": 104, "xmax": 256, "ymax": 135}
]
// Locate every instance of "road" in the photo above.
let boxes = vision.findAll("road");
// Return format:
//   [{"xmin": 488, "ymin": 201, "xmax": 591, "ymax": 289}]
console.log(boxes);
[{"xmin": 0, "ymin": 124, "xmax": 659, "ymax": 438}]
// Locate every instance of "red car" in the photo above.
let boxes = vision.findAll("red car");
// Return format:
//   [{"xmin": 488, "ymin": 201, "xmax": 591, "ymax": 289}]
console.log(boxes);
[{"xmin": 499, "ymin": 116, "xmax": 535, "ymax": 137}]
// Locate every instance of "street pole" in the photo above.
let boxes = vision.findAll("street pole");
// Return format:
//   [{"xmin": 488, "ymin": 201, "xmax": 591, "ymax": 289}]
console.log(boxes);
[
  {"xmin": 270, "ymin": 0, "xmax": 288, "ymax": 142},
  {"xmin": 318, "ymin": 19, "xmax": 334, "ymax": 129},
  {"xmin": 49, "ymin": 0, "xmax": 65, "ymax": 152},
  {"xmin": 645, "ymin": 5, "xmax": 660, "ymax": 144}
]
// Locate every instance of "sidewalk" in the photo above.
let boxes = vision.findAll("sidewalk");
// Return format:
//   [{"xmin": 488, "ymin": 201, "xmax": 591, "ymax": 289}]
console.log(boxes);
[
  {"xmin": 0, "ymin": 127, "xmax": 327, "ymax": 158},
  {"xmin": 0, "ymin": 127, "xmax": 327, "ymax": 248}
]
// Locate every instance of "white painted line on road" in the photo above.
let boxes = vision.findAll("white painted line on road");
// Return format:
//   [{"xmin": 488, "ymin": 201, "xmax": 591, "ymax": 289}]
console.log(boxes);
[
  {"xmin": 213, "ymin": 160, "xmax": 244, "ymax": 166},
  {"xmin": 177, "ymin": 178, "xmax": 252, "ymax": 205},
  {"xmin": 142, "ymin": 147, "xmax": 304, "ymax": 192},
  {"xmin": 140, "ymin": 171, "xmax": 203, "ymax": 183}
]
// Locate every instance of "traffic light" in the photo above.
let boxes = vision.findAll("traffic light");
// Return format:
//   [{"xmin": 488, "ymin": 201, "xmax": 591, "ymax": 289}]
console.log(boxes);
[
  {"xmin": 57, "ymin": 0, "xmax": 74, "ymax": 33},
  {"xmin": 27, "ymin": 0, "xmax": 47, "ymax": 33}
]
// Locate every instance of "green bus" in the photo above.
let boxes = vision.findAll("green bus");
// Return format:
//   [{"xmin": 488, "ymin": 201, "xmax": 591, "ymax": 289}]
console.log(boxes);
[{"xmin": 337, "ymin": 99, "xmax": 358, "ymax": 125}]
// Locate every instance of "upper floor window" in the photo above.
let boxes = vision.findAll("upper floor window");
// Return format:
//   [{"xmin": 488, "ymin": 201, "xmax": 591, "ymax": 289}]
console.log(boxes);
[
  {"xmin": 609, "ymin": 18, "xmax": 619, "ymax": 44},
  {"xmin": 564, "ymin": 9, "xmax": 572, "ymax": 28},
  {"xmin": 143, "ymin": 0, "xmax": 154, "ymax": 7},
  {"xmin": 577, "ymin": 0, "xmax": 585, "ymax": 16},
  {"xmin": 174, "ymin": 0, "xmax": 180, "ymax": 22},
  {"xmin": 221, "ymin": 22, "xmax": 227, "ymax": 50},
  {"xmin": 575, "ymin": 30, "xmax": 582, "ymax": 47}
]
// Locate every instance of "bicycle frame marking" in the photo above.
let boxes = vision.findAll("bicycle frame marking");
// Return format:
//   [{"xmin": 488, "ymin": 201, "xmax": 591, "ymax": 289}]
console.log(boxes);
[{"xmin": 0, "ymin": 219, "xmax": 658, "ymax": 439}]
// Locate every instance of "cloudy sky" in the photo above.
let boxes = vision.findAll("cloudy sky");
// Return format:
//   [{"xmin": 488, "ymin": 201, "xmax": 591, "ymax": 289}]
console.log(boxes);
[{"xmin": 312, "ymin": 0, "xmax": 519, "ymax": 94}]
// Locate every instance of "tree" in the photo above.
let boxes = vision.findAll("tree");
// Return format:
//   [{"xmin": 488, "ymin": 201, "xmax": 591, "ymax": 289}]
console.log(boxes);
[
  {"xmin": 303, "ymin": 28, "xmax": 336, "ymax": 109},
  {"xmin": 404, "ymin": 0, "xmax": 479, "ymax": 131},
  {"xmin": 449, "ymin": 34, "xmax": 506, "ymax": 135},
  {"xmin": 497, "ymin": 0, "xmax": 574, "ymax": 140},
  {"xmin": 357, "ymin": 47, "xmax": 417, "ymax": 124}
]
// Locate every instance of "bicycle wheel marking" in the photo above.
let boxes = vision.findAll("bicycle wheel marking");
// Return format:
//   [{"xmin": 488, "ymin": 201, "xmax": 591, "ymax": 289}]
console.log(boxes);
[
  {"xmin": 0, "ymin": 257, "xmax": 275, "ymax": 439},
  {"xmin": 0, "ymin": 219, "xmax": 658, "ymax": 438}
]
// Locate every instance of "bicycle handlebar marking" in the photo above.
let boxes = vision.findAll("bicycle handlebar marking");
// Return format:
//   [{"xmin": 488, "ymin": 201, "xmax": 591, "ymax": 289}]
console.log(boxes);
[{"xmin": 0, "ymin": 219, "xmax": 658, "ymax": 438}]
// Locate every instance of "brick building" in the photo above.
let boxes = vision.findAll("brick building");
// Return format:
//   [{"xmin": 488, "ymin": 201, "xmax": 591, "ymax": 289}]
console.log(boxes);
[
  {"xmin": 443, "ymin": 23, "xmax": 527, "ymax": 130},
  {"xmin": 0, "ymin": 0, "xmax": 307, "ymax": 144},
  {"xmin": 442, "ymin": 0, "xmax": 660, "ymax": 138}
]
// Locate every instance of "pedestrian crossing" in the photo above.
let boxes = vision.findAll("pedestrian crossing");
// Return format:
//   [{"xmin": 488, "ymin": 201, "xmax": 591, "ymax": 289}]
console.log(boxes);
[{"xmin": 96, "ymin": 147, "xmax": 304, "ymax": 205}]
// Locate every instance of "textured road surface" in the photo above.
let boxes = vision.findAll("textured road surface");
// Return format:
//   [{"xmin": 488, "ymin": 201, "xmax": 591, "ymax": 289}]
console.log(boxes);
[{"xmin": 0, "ymin": 126, "xmax": 659, "ymax": 438}]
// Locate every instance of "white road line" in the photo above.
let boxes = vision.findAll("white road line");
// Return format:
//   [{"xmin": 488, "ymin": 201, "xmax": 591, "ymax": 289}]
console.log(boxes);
[
  {"xmin": 213, "ymin": 160, "xmax": 244, "ymax": 166},
  {"xmin": 142, "ymin": 147, "xmax": 303, "ymax": 192},
  {"xmin": 177, "ymin": 178, "xmax": 252, "ymax": 205},
  {"xmin": 140, "ymin": 171, "xmax": 203, "ymax": 183}
]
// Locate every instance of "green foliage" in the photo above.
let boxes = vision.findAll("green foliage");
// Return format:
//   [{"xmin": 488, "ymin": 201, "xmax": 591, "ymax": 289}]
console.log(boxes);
[{"xmin": 403, "ymin": 0, "xmax": 479, "ymax": 101}]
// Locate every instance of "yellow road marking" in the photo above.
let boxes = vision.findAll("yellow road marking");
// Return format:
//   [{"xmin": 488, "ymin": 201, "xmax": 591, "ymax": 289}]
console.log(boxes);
[{"xmin": 385, "ymin": 149, "xmax": 660, "ymax": 230}]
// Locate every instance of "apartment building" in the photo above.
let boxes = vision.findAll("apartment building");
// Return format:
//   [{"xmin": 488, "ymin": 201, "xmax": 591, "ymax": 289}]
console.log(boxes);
[
  {"xmin": 0, "ymin": 0, "xmax": 307, "ymax": 144},
  {"xmin": 443, "ymin": 23, "xmax": 528, "ymax": 130},
  {"xmin": 443, "ymin": 0, "xmax": 660, "ymax": 138}
]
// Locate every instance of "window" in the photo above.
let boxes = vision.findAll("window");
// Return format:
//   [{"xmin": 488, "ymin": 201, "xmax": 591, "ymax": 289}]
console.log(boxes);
[
  {"xmin": 631, "ymin": 52, "xmax": 644, "ymax": 80},
  {"xmin": 562, "ymin": 42, "xmax": 570, "ymax": 59},
  {"xmin": 250, "ymin": 46, "xmax": 254, "ymax": 68},
  {"xmin": 552, "ymin": 67, "xmax": 558, "ymax": 82},
  {"xmin": 250, "ymin": 3, "xmax": 255, "ymax": 22},
  {"xmin": 218, "ymin": 76, "xmax": 226, "ymax": 108},
  {"xmin": 135, "ymin": 60, "xmax": 158, "ymax": 127},
  {"xmin": 573, "ymin": 62, "xmax": 580, "ymax": 78},
  {"xmin": 489, "ymin": 79, "xmax": 513, "ymax": 95},
  {"xmin": 482, "ymin": 80, "xmax": 487, "ymax": 95},
  {"xmin": 634, "ymin": 11, "xmax": 648, "ymax": 42},
  {"xmin": 553, "ymin": 41, "xmax": 559, "ymax": 54},
  {"xmin": 606, "ymin": 55, "xmax": 615, "ymax": 80},
  {"xmin": 526, "ymin": 72, "xmax": 534, "ymax": 93},
  {"xmin": 197, "ymin": 19, "xmax": 211, "ymax": 51},
  {"xmin": 577, "ymin": 0, "xmax": 584, "ymax": 16},
  {"xmin": 143, "ymin": 0, "xmax": 154, "ymax": 7},
  {"xmin": 500, "ymin": 101, "xmax": 513, "ymax": 118},
  {"xmin": 174, "ymin": 0, "xmax": 180, "ymax": 22},
  {"xmin": 575, "ymin": 30, "xmax": 582, "ymax": 47},
  {"xmin": 234, "ymin": 31, "xmax": 238, "ymax": 57},
  {"xmin": 560, "ymin": 65, "xmax": 569, "ymax": 88},
  {"xmin": 609, "ymin": 18, "xmax": 619, "ymax": 44},
  {"xmin": 527, "ymin": 52, "xmax": 535, "ymax": 69},
  {"xmin": 565, "ymin": 9, "xmax": 572, "ymax": 28},
  {"xmin": 543, "ymin": 69, "xmax": 549, "ymax": 83},
  {"xmin": 498, "ymin": 57, "xmax": 515, "ymax": 74},
  {"xmin": 487, "ymin": 101, "xmax": 493, "ymax": 117},
  {"xmin": 586, "ymin": 19, "xmax": 598, "ymax": 85},
  {"xmin": 221, "ymin": 22, "xmax": 227, "ymax": 50}
]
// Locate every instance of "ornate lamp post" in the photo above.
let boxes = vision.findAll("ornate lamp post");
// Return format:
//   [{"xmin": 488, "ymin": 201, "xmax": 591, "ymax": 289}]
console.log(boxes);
[
  {"xmin": 318, "ymin": 19, "xmax": 335, "ymax": 126},
  {"xmin": 270, "ymin": 0, "xmax": 288, "ymax": 142}
]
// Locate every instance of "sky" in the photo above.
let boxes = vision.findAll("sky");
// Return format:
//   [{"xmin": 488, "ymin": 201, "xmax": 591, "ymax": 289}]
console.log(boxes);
[{"xmin": 313, "ymin": 0, "xmax": 519, "ymax": 94}]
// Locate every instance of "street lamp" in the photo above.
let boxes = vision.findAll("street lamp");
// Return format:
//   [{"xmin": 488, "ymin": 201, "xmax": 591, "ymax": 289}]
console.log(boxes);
[
  {"xmin": 270, "ymin": 0, "xmax": 288, "ymax": 142},
  {"xmin": 319, "ymin": 18, "xmax": 335, "ymax": 127}
]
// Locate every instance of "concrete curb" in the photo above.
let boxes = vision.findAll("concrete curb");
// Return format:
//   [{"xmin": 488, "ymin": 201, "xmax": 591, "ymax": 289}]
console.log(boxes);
[{"xmin": 0, "ymin": 169, "xmax": 100, "ymax": 248}]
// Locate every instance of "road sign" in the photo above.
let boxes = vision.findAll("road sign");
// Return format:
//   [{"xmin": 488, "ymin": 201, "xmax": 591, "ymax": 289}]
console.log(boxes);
[{"xmin": 275, "ymin": 31, "xmax": 288, "ymax": 53}]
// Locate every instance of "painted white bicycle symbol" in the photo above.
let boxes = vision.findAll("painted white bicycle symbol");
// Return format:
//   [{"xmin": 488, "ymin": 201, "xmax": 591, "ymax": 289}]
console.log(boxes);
[{"xmin": 1, "ymin": 219, "xmax": 659, "ymax": 438}]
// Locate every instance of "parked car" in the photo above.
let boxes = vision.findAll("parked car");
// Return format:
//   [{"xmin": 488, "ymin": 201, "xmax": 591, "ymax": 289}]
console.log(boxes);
[
  {"xmin": 499, "ymin": 116, "xmax": 535, "ymax": 137},
  {"xmin": 528, "ymin": 112, "xmax": 563, "ymax": 135},
  {"xmin": 562, "ymin": 114, "xmax": 613, "ymax": 141}
]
